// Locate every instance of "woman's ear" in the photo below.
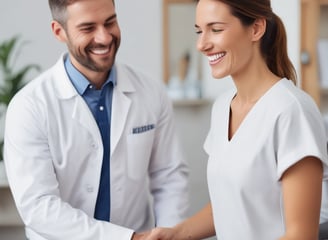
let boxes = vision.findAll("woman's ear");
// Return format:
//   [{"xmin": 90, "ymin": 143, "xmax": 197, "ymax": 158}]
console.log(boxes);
[
  {"xmin": 51, "ymin": 20, "xmax": 67, "ymax": 43},
  {"xmin": 252, "ymin": 18, "xmax": 266, "ymax": 41}
]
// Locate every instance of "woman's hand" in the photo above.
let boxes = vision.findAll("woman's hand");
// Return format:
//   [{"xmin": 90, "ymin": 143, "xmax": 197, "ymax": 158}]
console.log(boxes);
[
  {"xmin": 144, "ymin": 227, "xmax": 178, "ymax": 240},
  {"xmin": 131, "ymin": 228, "xmax": 177, "ymax": 240}
]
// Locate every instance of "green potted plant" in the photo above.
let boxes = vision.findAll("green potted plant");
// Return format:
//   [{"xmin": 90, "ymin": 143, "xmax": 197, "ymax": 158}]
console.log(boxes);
[{"xmin": 0, "ymin": 36, "xmax": 40, "ymax": 181}]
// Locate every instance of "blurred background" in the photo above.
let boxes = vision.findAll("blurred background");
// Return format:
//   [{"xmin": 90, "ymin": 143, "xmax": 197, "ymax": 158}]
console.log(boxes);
[{"xmin": 1, "ymin": 0, "xmax": 326, "ymax": 239}]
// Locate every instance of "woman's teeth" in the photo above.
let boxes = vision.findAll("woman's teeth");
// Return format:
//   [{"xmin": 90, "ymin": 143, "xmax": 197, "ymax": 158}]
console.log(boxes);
[{"xmin": 208, "ymin": 53, "xmax": 225, "ymax": 62}]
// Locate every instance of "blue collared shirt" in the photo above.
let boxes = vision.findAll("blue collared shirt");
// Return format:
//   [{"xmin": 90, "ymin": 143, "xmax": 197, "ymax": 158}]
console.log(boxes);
[{"xmin": 64, "ymin": 56, "xmax": 115, "ymax": 120}]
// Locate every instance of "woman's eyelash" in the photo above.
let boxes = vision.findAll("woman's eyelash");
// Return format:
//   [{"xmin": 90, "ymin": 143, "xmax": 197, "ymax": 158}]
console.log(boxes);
[{"xmin": 195, "ymin": 29, "xmax": 223, "ymax": 34}]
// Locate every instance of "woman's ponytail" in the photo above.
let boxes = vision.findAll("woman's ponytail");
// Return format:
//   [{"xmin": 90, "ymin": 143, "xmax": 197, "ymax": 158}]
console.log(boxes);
[{"xmin": 261, "ymin": 13, "xmax": 297, "ymax": 84}]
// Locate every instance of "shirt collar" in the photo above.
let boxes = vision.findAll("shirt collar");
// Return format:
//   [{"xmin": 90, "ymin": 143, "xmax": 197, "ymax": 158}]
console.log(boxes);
[{"xmin": 64, "ymin": 55, "xmax": 117, "ymax": 95}]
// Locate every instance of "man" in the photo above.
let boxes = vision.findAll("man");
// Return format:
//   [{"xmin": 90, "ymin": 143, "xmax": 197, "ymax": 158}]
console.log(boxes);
[{"xmin": 3, "ymin": 0, "xmax": 189, "ymax": 239}]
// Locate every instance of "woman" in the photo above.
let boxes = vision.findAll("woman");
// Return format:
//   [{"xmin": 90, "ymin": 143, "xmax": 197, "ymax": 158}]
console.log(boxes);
[{"xmin": 144, "ymin": 0, "xmax": 328, "ymax": 239}]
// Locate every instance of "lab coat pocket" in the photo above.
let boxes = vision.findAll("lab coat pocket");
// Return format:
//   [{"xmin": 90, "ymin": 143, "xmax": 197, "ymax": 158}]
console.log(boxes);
[{"xmin": 127, "ymin": 129, "xmax": 155, "ymax": 180}]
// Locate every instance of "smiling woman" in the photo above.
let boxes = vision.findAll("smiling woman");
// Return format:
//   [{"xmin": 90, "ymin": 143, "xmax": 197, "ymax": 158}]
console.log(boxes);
[{"xmin": 143, "ymin": 0, "xmax": 328, "ymax": 239}]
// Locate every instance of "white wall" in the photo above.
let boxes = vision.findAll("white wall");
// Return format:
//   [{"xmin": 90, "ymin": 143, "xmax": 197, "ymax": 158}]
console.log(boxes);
[
  {"xmin": 0, "ymin": 1, "xmax": 65, "ymax": 73},
  {"xmin": 115, "ymin": 1, "xmax": 163, "ymax": 81}
]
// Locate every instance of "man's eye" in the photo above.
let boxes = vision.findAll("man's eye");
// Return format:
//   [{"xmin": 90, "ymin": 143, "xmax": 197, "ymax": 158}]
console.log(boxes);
[
  {"xmin": 81, "ymin": 27, "xmax": 94, "ymax": 32},
  {"xmin": 104, "ymin": 19, "xmax": 119, "ymax": 29},
  {"xmin": 105, "ymin": 21, "xmax": 115, "ymax": 28}
]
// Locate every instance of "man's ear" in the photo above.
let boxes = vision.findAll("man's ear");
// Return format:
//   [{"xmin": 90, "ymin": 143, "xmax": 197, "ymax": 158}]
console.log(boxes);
[
  {"xmin": 51, "ymin": 20, "xmax": 67, "ymax": 43},
  {"xmin": 252, "ymin": 18, "xmax": 266, "ymax": 41}
]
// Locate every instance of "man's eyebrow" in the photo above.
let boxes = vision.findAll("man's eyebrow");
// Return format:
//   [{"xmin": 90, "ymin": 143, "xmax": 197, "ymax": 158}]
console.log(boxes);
[
  {"xmin": 105, "ymin": 14, "xmax": 117, "ymax": 23},
  {"xmin": 76, "ymin": 14, "xmax": 117, "ymax": 28}
]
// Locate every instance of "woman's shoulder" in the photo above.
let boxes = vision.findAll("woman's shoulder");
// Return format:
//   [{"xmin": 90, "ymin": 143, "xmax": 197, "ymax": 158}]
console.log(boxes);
[{"xmin": 275, "ymin": 79, "xmax": 320, "ymax": 114}]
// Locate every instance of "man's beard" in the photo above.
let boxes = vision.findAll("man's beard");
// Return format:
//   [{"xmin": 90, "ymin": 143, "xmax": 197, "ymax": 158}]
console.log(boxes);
[{"xmin": 67, "ymin": 37, "xmax": 119, "ymax": 73}]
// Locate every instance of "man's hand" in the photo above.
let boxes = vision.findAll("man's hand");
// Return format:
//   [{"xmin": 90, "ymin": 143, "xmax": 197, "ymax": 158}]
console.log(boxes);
[{"xmin": 131, "ymin": 231, "xmax": 150, "ymax": 240}]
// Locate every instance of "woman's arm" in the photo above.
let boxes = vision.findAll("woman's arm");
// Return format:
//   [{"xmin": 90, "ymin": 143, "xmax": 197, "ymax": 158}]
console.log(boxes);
[
  {"xmin": 145, "ymin": 203, "xmax": 216, "ymax": 240},
  {"xmin": 279, "ymin": 156, "xmax": 323, "ymax": 240}
]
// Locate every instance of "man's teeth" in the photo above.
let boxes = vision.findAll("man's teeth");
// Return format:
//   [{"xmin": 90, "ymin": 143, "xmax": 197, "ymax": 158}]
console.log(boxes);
[
  {"xmin": 208, "ymin": 53, "xmax": 225, "ymax": 62},
  {"xmin": 91, "ymin": 48, "xmax": 109, "ymax": 55}
]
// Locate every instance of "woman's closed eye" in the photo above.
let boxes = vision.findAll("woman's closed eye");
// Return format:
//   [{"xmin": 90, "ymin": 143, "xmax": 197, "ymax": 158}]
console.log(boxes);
[
  {"xmin": 194, "ymin": 28, "xmax": 224, "ymax": 35},
  {"xmin": 212, "ymin": 28, "xmax": 223, "ymax": 33}
]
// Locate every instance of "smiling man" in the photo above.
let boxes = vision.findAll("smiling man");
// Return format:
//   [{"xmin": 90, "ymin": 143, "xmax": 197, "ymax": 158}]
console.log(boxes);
[{"xmin": 3, "ymin": 0, "xmax": 189, "ymax": 240}]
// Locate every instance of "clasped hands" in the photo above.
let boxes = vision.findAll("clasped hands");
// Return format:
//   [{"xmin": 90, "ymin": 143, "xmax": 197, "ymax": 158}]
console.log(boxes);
[{"xmin": 132, "ymin": 227, "xmax": 178, "ymax": 240}]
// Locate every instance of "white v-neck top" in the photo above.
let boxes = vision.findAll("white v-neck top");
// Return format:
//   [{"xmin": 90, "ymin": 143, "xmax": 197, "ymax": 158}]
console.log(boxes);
[{"xmin": 204, "ymin": 79, "xmax": 328, "ymax": 240}]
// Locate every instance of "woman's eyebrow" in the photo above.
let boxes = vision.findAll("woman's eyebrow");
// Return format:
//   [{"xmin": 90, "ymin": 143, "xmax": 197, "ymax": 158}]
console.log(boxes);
[{"xmin": 195, "ymin": 21, "xmax": 227, "ymax": 28}]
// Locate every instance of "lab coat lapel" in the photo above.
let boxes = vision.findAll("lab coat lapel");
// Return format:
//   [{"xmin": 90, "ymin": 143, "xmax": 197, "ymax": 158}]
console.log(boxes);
[
  {"xmin": 52, "ymin": 55, "xmax": 101, "ymax": 142},
  {"xmin": 110, "ymin": 64, "xmax": 135, "ymax": 155},
  {"xmin": 111, "ymin": 90, "xmax": 131, "ymax": 155},
  {"xmin": 72, "ymin": 97, "xmax": 101, "ymax": 141}
]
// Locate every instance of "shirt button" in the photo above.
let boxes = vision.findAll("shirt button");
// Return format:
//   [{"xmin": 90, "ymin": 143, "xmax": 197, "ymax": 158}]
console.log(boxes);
[
  {"xmin": 99, "ymin": 106, "xmax": 104, "ymax": 111},
  {"xmin": 91, "ymin": 142, "xmax": 98, "ymax": 148},
  {"xmin": 86, "ymin": 185, "xmax": 94, "ymax": 193}
]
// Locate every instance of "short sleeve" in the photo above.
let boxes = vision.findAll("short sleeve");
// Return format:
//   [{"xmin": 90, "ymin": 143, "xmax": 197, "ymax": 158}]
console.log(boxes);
[{"xmin": 275, "ymin": 101, "xmax": 328, "ymax": 180}]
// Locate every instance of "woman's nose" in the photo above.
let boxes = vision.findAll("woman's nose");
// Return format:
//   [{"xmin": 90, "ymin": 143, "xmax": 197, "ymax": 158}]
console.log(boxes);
[{"xmin": 197, "ymin": 33, "xmax": 211, "ymax": 53}]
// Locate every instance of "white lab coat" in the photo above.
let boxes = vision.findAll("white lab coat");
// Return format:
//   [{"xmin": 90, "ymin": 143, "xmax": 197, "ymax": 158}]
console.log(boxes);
[{"xmin": 4, "ymin": 54, "xmax": 189, "ymax": 240}]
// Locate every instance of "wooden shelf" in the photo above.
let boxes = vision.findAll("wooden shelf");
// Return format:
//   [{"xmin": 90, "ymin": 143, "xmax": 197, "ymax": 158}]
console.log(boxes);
[{"xmin": 301, "ymin": 1, "xmax": 328, "ymax": 108}]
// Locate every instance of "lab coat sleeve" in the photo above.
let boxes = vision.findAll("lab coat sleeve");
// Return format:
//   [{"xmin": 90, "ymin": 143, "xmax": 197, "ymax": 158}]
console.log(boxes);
[
  {"xmin": 4, "ymin": 91, "xmax": 134, "ymax": 240},
  {"xmin": 148, "ymin": 85, "xmax": 190, "ymax": 227}
]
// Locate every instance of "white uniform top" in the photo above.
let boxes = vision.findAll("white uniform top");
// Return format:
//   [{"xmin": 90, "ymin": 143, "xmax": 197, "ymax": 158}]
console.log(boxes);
[{"xmin": 204, "ymin": 79, "xmax": 328, "ymax": 240}]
